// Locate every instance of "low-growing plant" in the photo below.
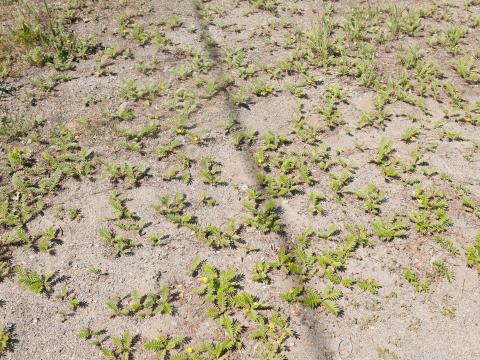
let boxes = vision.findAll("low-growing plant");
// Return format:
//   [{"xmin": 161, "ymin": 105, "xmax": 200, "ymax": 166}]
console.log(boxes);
[
  {"xmin": 196, "ymin": 219, "xmax": 240, "ymax": 249},
  {"xmin": 105, "ymin": 162, "xmax": 147, "ymax": 187},
  {"xmin": 243, "ymin": 199, "xmax": 282, "ymax": 234},
  {"xmin": 13, "ymin": 265, "xmax": 54, "ymax": 294},
  {"xmin": 280, "ymin": 285, "xmax": 342, "ymax": 315},
  {"xmin": 372, "ymin": 214, "xmax": 409, "ymax": 241},
  {"xmin": 355, "ymin": 183, "xmax": 385, "ymax": 214},
  {"xmin": 197, "ymin": 264, "xmax": 239, "ymax": 318},
  {"xmin": 404, "ymin": 267, "xmax": 430, "ymax": 292},
  {"xmin": 358, "ymin": 278, "xmax": 381, "ymax": 295},
  {"xmin": 452, "ymin": 55, "xmax": 480, "ymax": 83},
  {"xmin": 200, "ymin": 157, "xmax": 222, "ymax": 186},
  {"xmin": 101, "ymin": 331, "xmax": 135, "ymax": 360},
  {"xmin": 434, "ymin": 235, "xmax": 460, "ymax": 255},
  {"xmin": 144, "ymin": 334, "xmax": 185, "ymax": 359},
  {"xmin": 232, "ymin": 128, "xmax": 257, "ymax": 149},
  {"xmin": 98, "ymin": 228, "xmax": 138, "ymax": 257},
  {"xmin": 107, "ymin": 287, "xmax": 174, "ymax": 318},
  {"xmin": 401, "ymin": 127, "xmax": 421, "ymax": 143},
  {"xmin": 0, "ymin": 325, "xmax": 14, "ymax": 355},
  {"xmin": 251, "ymin": 260, "xmax": 272, "ymax": 283},
  {"xmin": 432, "ymin": 260, "xmax": 455, "ymax": 283},
  {"xmin": 308, "ymin": 191, "xmax": 326, "ymax": 215},
  {"xmin": 251, "ymin": 79, "xmax": 275, "ymax": 96},
  {"xmin": 465, "ymin": 233, "xmax": 480, "ymax": 273},
  {"xmin": 230, "ymin": 88, "xmax": 251, "ymax": 107}
]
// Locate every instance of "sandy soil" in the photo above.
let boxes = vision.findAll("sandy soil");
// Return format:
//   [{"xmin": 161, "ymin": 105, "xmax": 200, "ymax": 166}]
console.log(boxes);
[{"xmin": 0, "ymin": 0, "xmax": 479, "ymax": 359}]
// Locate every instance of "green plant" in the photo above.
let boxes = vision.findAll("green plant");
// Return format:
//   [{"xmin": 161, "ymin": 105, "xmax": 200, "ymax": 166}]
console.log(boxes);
[
  {"xmin": 358, "ymin": 278, "xmax": 381, "ymax": 295},
  {"xmin": 262, "ymin": 131, "xmax": 289, "ymax": 151},
  {"xmin": 230, "ymin": 88, "xmax": 250, "ymax": 107},
  {"xmin": 144, "ymin": 334, "xmax": 185, "ymax": 359},
  {"xmin": 257, "ymin": 173, "xmax": 301, "ymax": 198},
  {"xmin": 404, "ymin": 267, "xmax": 430, "ymax": 292},
  {"xmin": 251, "ymin": 79, "xmax": 275, "ymax": 96},
  {"xmin": 196, "ymin": 219, "xmax": 240, "ymax": 249},
  {"xmin": 98, "ymin": 228, "xmax": 138, "ymax": 257},
  {"xmin": 147, "ymin": 232, "xmax": 168, "ymax": 246},
  {"xmin": 197, "ymin": 264, "xmax": 239, "ymax": 318},
  {"xmin": 233, "ymin": 291, "xmax": 269, "ymax": 321},
  {"xmin": 0, "ymin": 325, "xmax": 13, "ymax": 355},
  {"xmin": 430, "ymin": 26, "xmax": 467, "ymax": 54},
  {"xmin": 105, "ymin": 162, "xmax": 147, "ymax": 187},
  {"xmin": 434, "ymin": 235, "xmax": 460, "ymax": 255},
  {"xmin": 220, "ymin": 114, "xmax": 239, "ymax": 135},
  {"xmin": 199, "ymin": 157, "xmax": 222, "ymax": 186},
  {"xmin": 329, "ymin": 169, "xmax": 353, "ymax": 201},
  {"xmin": 317, "ymin": 223, "xmax": 338, "ymax": 240},
  {"xmin": 67, "ymin": 207, "xmax": 81, "ymax": 221},
  {"xmin": 308, "ymin": 191, "xmax": 326, "ymax": 215},
  {"xmin": 401, "ymin": 127, "xmax": 421, "ymax": 142},
  {"xmin": 11, "ymin": 7, "xmax": 96, "ymax": 69},
  {"xmin": 372, "ymin": 214, "xmax": 409, "ymax": 241},
  {"xmin": 157, "ymin": 139, "xmax": 181, "ymax": 160},
  {"xmin": 13, "ymin": 265, "xmax": 53, "ymax": 294},
  {"xmin": 251, "ymin": 311, "xmax": 293, "ymax": 359},
  {"xmin": 151, "ymin": 192, "xmax": 195, "ymax": 227},
  {"xmin": 280, "ymin": 285, "xmax": 342, "ymax": 315},
  {"xmin": 243, "ymin": 199, "xmax": 282, "ymax": 234},
  {"xmin": 120, "ymin": 79, "xmax": 164, "ymax": 101},
  {"xmin": 432, "ymin": 260, "xmax": 455, "ymax": 283},
  {"xmin": 355, "ymin": 183, "xmax": 385, "ymax": 214},
  {"xmin": 113, "ymin": 103, "xmax": 134, "ymax": 122},
  {"xmin": 370, "ymin": 139, "xmax": 398, "ymax": 179},
  {"xmin": 199, "ymin": 192, "xmax": 217, "ymax": 207},
  {"xmin": 251, "ymin": 260, "xmax": 272, "ymax": 283},
  {"xmin": 101, "ymin": 331, "xmax": 135, "ymax": 360},
  {"xmin": 77, "ymin": 327, "xmax": 106, "ymax": 347},
  {"xmin": 109, "ymin": 191, "xmax": 146, "ymax": 234},
  {"xmin": 452, "ymin": 55, "xmax": 480, "ymax": 83},
  {"xmin": 316, "ymin": 98, "xmax": 344, "ymax": 128},
  {"xmin": 232, "ymin": 128, "xmax": 257, "ymax": 149},
  {"xmin": 107, "ymin": 287, "xmax": 174, "ymax": 318},
  {"xmin": 465, "ymin": 233, "xmax": 480, "ymax": 273}
]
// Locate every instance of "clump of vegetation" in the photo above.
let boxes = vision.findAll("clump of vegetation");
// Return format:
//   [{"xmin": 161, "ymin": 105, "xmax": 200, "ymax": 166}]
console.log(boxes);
[
  {"xmin": 13, "ymin": 265, "xmax": 54, "ymax": 294},
  {"xmin": 243, "ymin": 198, "xmax": 282, "ymax": 234},
  {"xmin": 465, "ymin": 234, "xmax": 480, "ymax": 273}
]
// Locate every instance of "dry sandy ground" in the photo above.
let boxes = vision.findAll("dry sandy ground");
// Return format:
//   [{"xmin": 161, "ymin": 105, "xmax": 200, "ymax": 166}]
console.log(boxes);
[{"xmin": 0, "ymin": 0, "xmax": 479, "ymax": 359}]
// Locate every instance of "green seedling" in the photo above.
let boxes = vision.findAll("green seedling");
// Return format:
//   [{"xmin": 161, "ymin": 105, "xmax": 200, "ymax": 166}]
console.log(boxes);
[
  {"xmin": 101, "ymin": 331, "xmax": 135, "ymax": 360},
  {"xmin": 251, "ymin": 260, "xmax": 272, "ymax": 283},
  {"xmin": 147, "ymin": 232, "xmax": 168, "ymax": 246},
  {"xmin": 195, "ymin": 219, "xmax": 240, "ymax": 249},
  {"xmin": 197, "ymin": 264, "xmax": 239, "ymax": 318},
  {"xmin": 105, "ymin": 163, "xmax": 147, "ymax": 187},
  {"xmin": 281, "ymin": 285, "xmax": 342, "ymax": 315},
  {"xmin": 98, "ymin": 228, "xmax": 138, "ymax": 257},
  {"xmin": 233, "ymin": 128, "xmax": 257, "ymax": 149},
  {"xmin": 404, "ymin": 267, "xmax": 430, "ymax": 292},
  {"xmin": 144, "ymin": 335, "xmax": 185, "ymax": 359},
  {"xmin": 355, "ymin": 183, "xmax": 385, "ymax": 214},
  {"xmin": 432, "ymin": 260, "xmax": 455, "ymax": 283},
  {"xmin": 372, "ymin": 214, "xmax": 409, "ymax": 241},
  {"xmin": 13, "ymin": 265, "xmax": 54, "ymax": 294},
  {"xmin": 200, "ymin": 157, "xmax": 222, "ymax": 186},
  {"xmin": 243, "ymin": 199, "xmax": 282, "ymax": 234},
  {"xmin": 308, "ymin": 191, "xmax": 326, "ymax": 215},
  {"xmin": 465, "ymin": 233, "xmax": 480, "ymax": 273},
  {"xmin": 401, "ymin": 127, "xmax": 421, "ymax": 142},
  {"xmin": 0, "ymin": 325, "xmax": 14, "ymax": 355}
]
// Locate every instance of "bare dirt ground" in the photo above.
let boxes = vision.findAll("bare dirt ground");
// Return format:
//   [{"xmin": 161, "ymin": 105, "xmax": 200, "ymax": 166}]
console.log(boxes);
[{"xmin": 0, "ymin": 0, "xmax": 480, "ymax": 359}]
